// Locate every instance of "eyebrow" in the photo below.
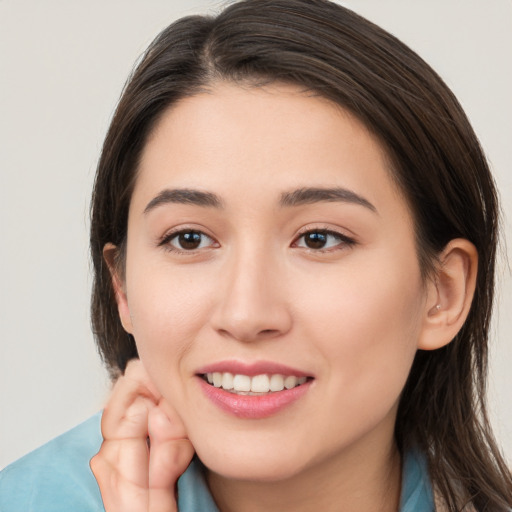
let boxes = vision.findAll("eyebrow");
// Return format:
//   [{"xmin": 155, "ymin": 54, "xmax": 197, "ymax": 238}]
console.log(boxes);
[
  {"xmin": 144, "ymin": 188, "xmax": 224, "ymax": 213},
  {"xmin": 279, "ymin": 187, "xmax": 377, "ymax": 213},
  {"xmin": 143, "ymin": 186, "xmax": 377, "ymax": 214}
]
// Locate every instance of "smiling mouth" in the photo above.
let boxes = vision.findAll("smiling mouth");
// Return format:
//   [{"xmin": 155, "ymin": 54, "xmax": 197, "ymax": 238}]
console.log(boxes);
[{"xmin": 201, "ymin": 372, "xmax": 312, "ymax": 395}]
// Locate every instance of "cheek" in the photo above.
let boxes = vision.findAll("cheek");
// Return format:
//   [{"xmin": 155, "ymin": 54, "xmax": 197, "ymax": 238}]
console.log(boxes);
[
  {"xmin": 296, "ymin": 253, "xmax": 423, "ymax": 406},
  {"xmin": 124, "ymin": 261, "xmax": 217, "ymax": 389}
]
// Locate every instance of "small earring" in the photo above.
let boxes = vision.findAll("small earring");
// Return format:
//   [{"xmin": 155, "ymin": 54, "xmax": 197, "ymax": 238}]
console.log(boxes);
[{"xmin": 435, "ymin": 304, "xmax": 441, "ymax": 311}]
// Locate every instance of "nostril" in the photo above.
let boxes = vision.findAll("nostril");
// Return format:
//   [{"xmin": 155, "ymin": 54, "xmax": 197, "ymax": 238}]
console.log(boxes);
[{"xmin": 256, "ymin": 329, "xmax": 283, "ymax": 340}]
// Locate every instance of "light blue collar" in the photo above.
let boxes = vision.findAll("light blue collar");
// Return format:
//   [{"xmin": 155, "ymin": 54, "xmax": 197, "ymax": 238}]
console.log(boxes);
[
  {"xmin": 399, "ymin": 449, "xmax": 435, "ymax": 511},
  {"xmin": 178, "ymin": 450, "xmax": 435, "ymax": 511},
  {"xmin": 177, "ymin": 457, "xmax": 219, "ymax": 511}
]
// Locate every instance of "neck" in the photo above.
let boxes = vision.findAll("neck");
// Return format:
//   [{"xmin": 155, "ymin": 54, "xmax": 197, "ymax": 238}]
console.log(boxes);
[{"xmin": 206, "ymin": 434, "xmax": 402, "ymax": 512}]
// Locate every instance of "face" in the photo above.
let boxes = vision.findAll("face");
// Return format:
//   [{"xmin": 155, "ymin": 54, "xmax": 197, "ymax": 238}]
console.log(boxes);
[{"xmin": 116, "ymin": 82, "xmax": 429, "ymax": 482}]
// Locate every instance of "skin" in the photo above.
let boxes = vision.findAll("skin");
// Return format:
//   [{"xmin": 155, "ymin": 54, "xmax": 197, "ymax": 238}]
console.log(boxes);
[{"xmin": 93, "ymin": 82, "xmax": 478, "ymax": 512}]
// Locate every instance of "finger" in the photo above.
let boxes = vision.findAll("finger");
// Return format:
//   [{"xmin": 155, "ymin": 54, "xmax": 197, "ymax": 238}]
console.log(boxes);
[
  {"xmin": 102, "ymin": 360, "xmax": 161, "ymax": 439},
  {"xmin": 148, "ymin": 407, "xmax": 195, "ymax": 512},
  {"xmin": 92, "ymin": 359, "xmax": 159, "ymax": 511},
  {"xmin": 154, "ymin": 399, "xmax": 188, "ymax": 439},
  {"xmin": 91, "ymin": 438, "xmax": 150, "ymax": 511},
  {"xmin": 148, "ymin": 406, "xmax": 194, "ymax": 486}
]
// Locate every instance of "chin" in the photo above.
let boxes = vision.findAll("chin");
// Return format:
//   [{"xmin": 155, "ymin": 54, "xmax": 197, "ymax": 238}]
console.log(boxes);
[{"xmin": 193, "ymin": 438, "xmax": 311, "ymax": 482}]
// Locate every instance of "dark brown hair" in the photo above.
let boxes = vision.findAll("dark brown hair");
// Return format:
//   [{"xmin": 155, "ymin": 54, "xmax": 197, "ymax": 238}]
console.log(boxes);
[{"xmin": 90, "ymin": 1, "xmax": 512, "ymax": 509}]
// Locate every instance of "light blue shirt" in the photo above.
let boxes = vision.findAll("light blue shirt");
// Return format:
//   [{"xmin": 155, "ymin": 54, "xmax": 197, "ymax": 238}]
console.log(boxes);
[{"xmin": 0, "ymin": 413, "xmax": 434, "ymax": 511}]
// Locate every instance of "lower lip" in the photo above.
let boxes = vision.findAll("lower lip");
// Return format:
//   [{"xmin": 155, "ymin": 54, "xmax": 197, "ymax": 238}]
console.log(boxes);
[{"xmin": 198, "ymin": 377, "xmax": 312, "ymax": 419}]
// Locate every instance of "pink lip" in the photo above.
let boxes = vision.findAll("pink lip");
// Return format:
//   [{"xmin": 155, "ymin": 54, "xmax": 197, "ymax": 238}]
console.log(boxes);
[
  {"xmin": 195, "ymin": 360, "xmax": 314, "ymax": 420},
  {"xmin": 198, "ymin": 377, "xmax": 312, "ymax": 419},
  {"xmin": 195, "ymin": 360, "xmax": 311, "ymax": 378}
]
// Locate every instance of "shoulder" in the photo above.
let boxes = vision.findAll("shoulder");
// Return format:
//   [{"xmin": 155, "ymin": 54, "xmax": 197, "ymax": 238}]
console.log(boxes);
[
  {"xmin": 0, "ymin": 413, "xmax": 220, "ymax": 512},
  {"xmin": 0, "ymin": 413, "xmax": 105, "ymax": 512}
]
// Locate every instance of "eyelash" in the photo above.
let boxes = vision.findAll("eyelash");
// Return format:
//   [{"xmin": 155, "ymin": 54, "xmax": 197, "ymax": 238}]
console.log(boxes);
[
  {"xmin": 293, "ymin": 228, "xmax": 356, "ymax": 252},
  {"xmin": 158, "ymin": 228, "xmax": 217, "ymax": 254},
  {"xmin": 158, "ymin": 227, "xmax": 356, "ymax": 254}
]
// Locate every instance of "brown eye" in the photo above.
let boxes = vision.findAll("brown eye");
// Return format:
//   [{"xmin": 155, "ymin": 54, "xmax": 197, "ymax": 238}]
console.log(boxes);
[
  {"xmin": 295, "ymin": 230, "xmax": 355, "ymax": 251},
  {"xmin": 304, "ymin": 232, "xmax": 328, "ymax": 249},
  {"xmin": 166, "ymin": 230, "xmax": 215, "ymax": 251},
  {"xmin": 177, "ymin": 231, "xmax": 202, "ymax": 249}
]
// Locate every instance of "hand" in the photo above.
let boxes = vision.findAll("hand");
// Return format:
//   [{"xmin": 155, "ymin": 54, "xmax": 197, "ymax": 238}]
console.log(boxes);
[{"xmin": 90, "ymin": 359, "xmax": 194, "ymax": 512}]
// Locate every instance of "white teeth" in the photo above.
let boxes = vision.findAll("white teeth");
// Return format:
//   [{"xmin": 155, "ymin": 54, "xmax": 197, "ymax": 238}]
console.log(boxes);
[
  {"xmin": 204, "ymin": 372, "xmax": 308, "ymax": 394},
  {"xmin": 251, "ymin": 374, "xmax": 270, "ymax": 393},
  {"xmin": 212, "ymin": 372, "xmax": 222, "ymax": 387},
  {"xmin": 269, "ymin": 374, "xmax": 285, "ymax": 392},
  {"xmin": 233, "ymin": 374, "xmax": 251, "ymax": 392},
  {"xmin": 284, "ymin": 376, "xmax": 298, "ymax": 389},
  {"xmin": 221, "ymin": 372, "xmax": 234, "ymax": 390}
]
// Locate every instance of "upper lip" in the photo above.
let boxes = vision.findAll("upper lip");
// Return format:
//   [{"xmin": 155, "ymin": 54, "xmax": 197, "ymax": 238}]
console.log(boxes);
[{"xmin": 195, "ymin": 360, "xmax": 312, "ymax": 378}]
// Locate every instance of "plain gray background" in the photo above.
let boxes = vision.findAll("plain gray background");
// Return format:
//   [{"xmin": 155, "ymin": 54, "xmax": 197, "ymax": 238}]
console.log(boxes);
[{"xmin": 1, "ymin": 0, "xmax": 511, "ymax": 469}]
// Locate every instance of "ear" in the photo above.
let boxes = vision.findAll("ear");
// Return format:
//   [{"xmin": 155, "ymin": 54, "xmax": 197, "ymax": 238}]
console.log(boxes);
[
  {"xmin": 103, "ymin": 243, "xmax": 133, "ymax": 334},
  {"xmin": 418, "ymin": 238, "xmax": 478, "ymax": 350}
]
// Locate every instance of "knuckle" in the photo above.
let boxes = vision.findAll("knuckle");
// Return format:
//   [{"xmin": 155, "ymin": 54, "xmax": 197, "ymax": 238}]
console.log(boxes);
[{"xmin": 89, "ymin": 452, "xmax": 106, "ymax": 476}]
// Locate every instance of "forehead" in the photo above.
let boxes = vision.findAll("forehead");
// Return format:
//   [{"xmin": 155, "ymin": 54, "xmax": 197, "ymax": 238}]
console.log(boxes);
[{"xmin": 133, "ymin": 81, "xmax": 405, "ymax": 216}]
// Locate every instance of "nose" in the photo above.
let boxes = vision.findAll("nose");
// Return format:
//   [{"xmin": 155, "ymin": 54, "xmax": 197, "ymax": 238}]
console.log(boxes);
[{"xmin": 211, "ymin": 248, "xmax": 293, "ymax": 343}]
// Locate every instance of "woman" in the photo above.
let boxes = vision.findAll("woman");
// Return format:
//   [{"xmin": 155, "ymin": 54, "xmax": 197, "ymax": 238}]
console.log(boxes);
[{"xmin": 1, "ymin": 0, "xmax": 511, "ymax": 510}]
